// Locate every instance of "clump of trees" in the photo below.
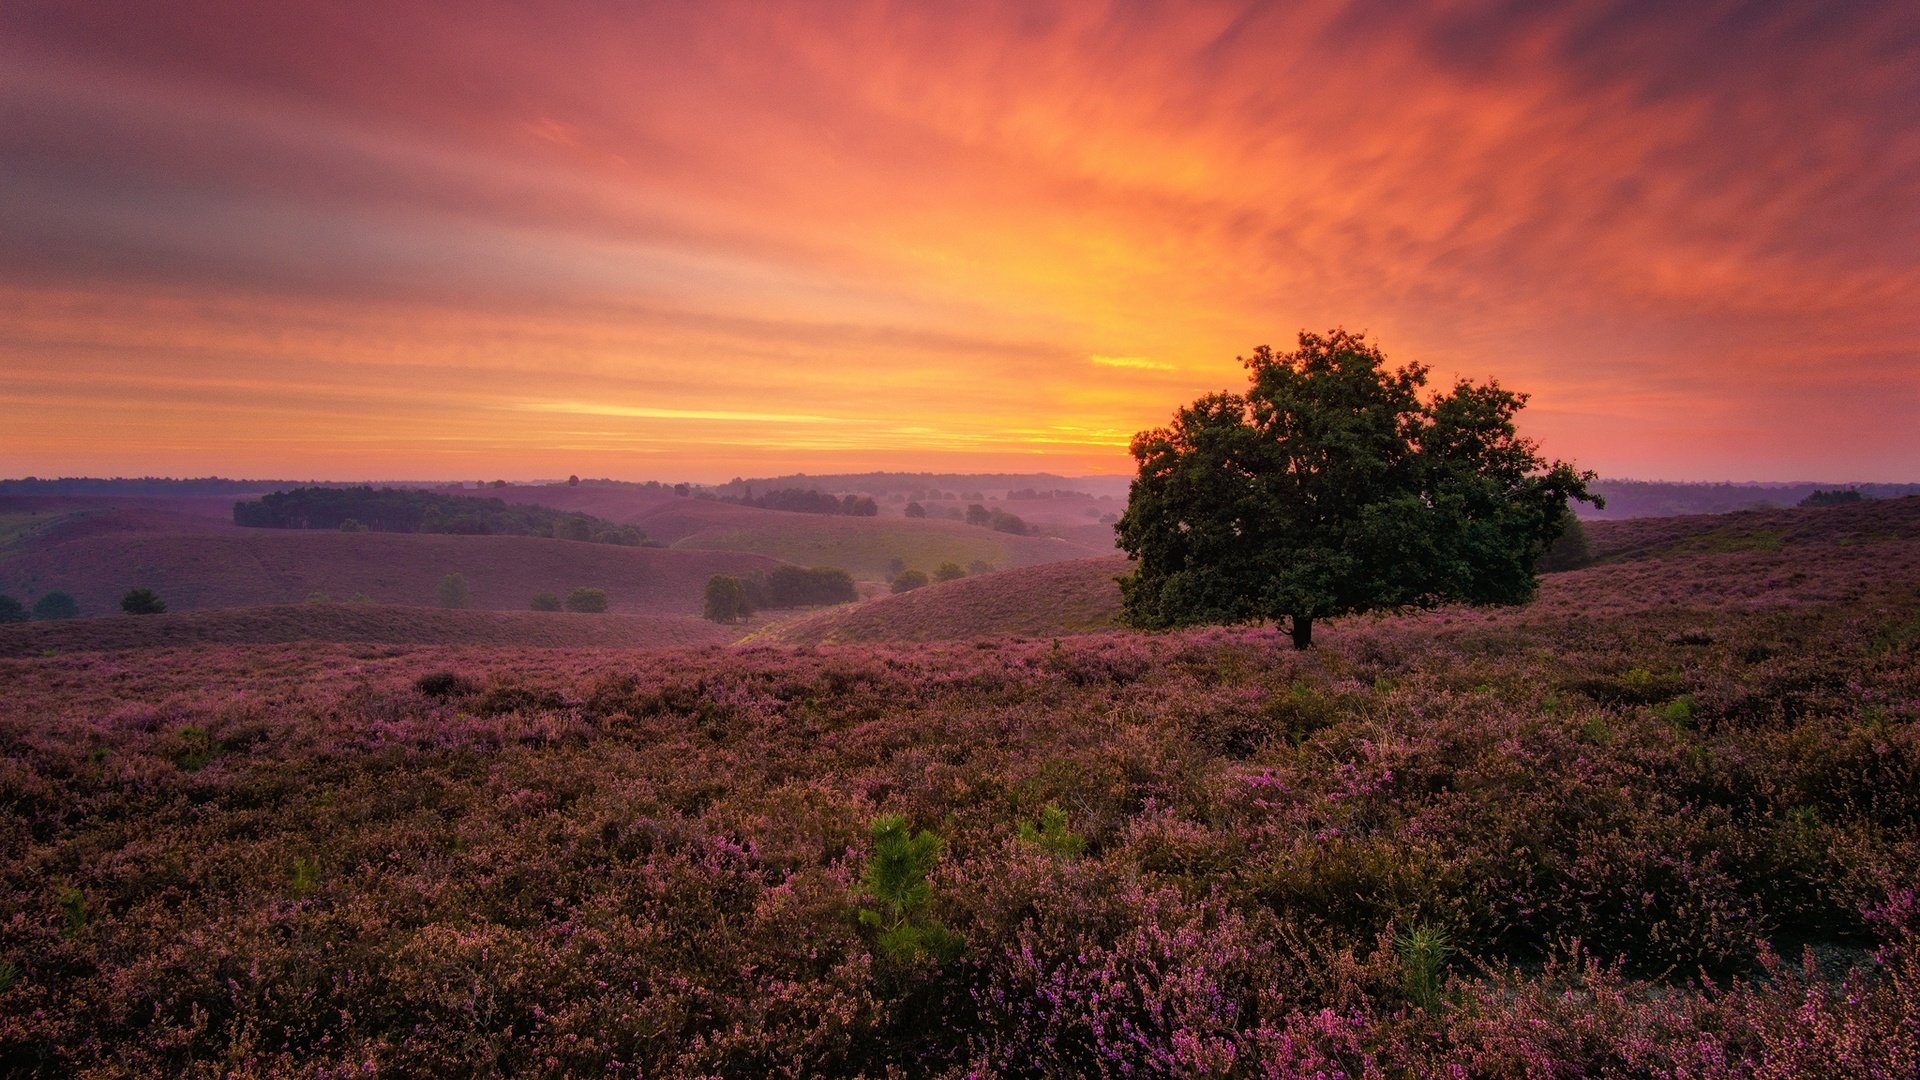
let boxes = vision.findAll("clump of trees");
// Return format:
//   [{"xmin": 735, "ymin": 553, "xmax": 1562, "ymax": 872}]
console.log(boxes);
[
  {"xmin": 233, "ymin": 486, "xmax": 649, "ymax": 546},
  {"xmin": 1801, "ymin": 488, "xmax": 1865, "ymax": 508},
  {"xmin": 120, "ymin": 588, "xmax": 166, "ymax": 615},
  {"xmin": 702, "ymin": 566, "xmax": 856, "ymax": 623},
  {"xmin": 1117, "ymin": 329, "xmax": 1597, "ymax": 648},
  {"xmin": 565, "ymin": 588, "xmax": 608, "ymax": 613},
  {"xmin": 891, "ymin": 570, "xmax": 930, "ymax": 593},
  {"xmin": 934, "ymin": 562, "xmax": 967, "ymax": 582},
  {"xmin": 964, "ymin": 504, "xmax": 1030, "ymax": 534},
  {"xmin": 727, "ymin": 488, "xmax": 878, "ymax": 516},
  {"xmin": 31, "ymin": 592, "xmax": 79, "ymax": 621}
]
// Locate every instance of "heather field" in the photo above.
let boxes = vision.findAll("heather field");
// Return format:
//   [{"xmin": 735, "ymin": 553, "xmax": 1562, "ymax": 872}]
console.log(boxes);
[{"xmin": 0, "ymin": 500, "xmax": 1915, "ymax": 1076}]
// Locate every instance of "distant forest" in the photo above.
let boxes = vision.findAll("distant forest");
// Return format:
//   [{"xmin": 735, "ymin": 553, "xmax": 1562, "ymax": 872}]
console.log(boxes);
[
  {"xmin": 724, "ymin": 488, "xmax": 879, "ymax": 516},
  {"xmin": 1582, "ymin": 480, "xmax": 1920, "ymax": 519},
  {"xmin": 233, "ymin": 487, "xmax": 650, "ymax": 546}
]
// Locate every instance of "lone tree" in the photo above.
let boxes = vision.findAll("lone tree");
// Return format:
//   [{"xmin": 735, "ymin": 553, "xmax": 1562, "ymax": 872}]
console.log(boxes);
[
  {"xmin": 120, "ymin": 588, "xmax": 167, "ymax": 615},
  {"xmin": 703, "ymin": 575, "xmax": 748, "ymax": 623},
  {"xmin": 32, "ymin": 591, "xmax": 79, "ymax": 621},
  {"xmin": 435, "ymin": 573, "xmax": 471, "ymax": 610},
  {"xmin": 1116, "ymin": 329, "xmax": 1598, "ymax": 648}
]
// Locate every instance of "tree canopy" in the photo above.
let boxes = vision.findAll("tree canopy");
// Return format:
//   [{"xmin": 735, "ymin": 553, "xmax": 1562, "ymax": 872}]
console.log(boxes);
[{"xmin": 1116, "ymin": 329, "xmax": 1598, "ymax": 648}]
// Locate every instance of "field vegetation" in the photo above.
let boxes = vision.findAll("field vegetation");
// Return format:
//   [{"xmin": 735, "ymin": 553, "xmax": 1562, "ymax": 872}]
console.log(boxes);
[{"xmin": 2, "ymin": 498, "xmax": 1916, "ymax": 1074}]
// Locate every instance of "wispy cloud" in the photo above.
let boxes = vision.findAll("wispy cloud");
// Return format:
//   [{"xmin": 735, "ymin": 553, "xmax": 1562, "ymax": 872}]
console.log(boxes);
[
  {"xmin": 516, "ymin": 401, "xmax": 852, "ymax": 425},
  {"xmin": 1089, "ymin": 355, "xmax": 1174, "ymax": 371}
]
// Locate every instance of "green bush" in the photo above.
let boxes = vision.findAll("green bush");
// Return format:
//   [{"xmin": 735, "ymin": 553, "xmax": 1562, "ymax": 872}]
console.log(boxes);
[
  {"xmin": 31, "ymin": 591, "xmax": 78, "ymax": 620},
  {"xmin": 120, "ymin": 588, "xmax": 166, "ymax": 615},
  {"xmin": 934, "ymin": 562, "xmax": 967, "ymax": 582},
  {"xmin": 565, "ymin": 587, "xmax": 608, "ymax": 613},
  {"xmin": 529, "ymin": 593, "xmax": 563, "ymax": 612},
  {"xmin": 857, "ymin": 815, "xmax": 962, "ymax": 966},
  {"xmin": 890, "ymin": 570, "xmax": 930, "ymax": 594}
]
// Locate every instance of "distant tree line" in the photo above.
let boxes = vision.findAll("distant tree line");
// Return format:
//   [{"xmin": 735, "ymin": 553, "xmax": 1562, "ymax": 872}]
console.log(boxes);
[
  {"xmin": 1799, "ymin": 488, "xmax": 1865, "ymax": 508},
  {"xmin": 233, "ymin": 486, "xmax": 650, "ymax": 545},
  {"xmin": 724, "ymin": 488, "xmax": 879, "ymax": 516}
]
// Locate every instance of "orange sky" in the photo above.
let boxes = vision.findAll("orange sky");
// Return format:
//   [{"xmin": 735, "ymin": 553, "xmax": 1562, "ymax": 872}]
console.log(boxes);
[{"xmin": 2, "ymin": 0, "xmax": 1917, "ymax": 482}]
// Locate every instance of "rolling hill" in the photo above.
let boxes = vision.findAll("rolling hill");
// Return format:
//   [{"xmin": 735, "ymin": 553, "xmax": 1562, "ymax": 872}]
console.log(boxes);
[
  {"xmin": 0, "ymin": 603, "xmax": 734, "ymax": 657},
  {"xmin": 756, "ymin": 556, "xmax": 1129, "ymax": 645},
  {"xmin": 0, "ymin": 507, "xmax": 783, "ymax": 617}
]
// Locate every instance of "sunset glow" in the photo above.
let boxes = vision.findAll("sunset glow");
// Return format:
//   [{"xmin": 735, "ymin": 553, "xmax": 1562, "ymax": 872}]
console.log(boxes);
[{"xmin": 3, "ymin": 1, "xmax": 1917, "ymax": 480}]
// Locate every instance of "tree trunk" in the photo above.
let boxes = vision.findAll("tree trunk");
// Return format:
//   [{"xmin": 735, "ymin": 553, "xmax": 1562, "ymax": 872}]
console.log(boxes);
[{"xmin": 1290, "ymin": 615, "xmax": 1313, "ymax": 650}]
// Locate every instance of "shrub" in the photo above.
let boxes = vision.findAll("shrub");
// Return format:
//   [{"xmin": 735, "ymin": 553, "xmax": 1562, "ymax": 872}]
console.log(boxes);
[
  {"xmin": 704, "ymin": 576, "xmax": 748, "ymax": 623},
  {"xmin": 1396, "ymin": 924, "xmax": 1454, "ymax": 1011},
  {"xmin": 967, "ymin": 559, "xmax": 997, "ymax": 576},
  {"xmin": 337, "ymin": 518, "xmax": 367, "ymax": 532},
  {"xmin": 934, "ymin": 562, "xmax": 967, "ymax": 582},
  {"xmin": 0, "ymin": 595, "xmax": 25, "ymax": 623},
  {"xmin": 1016, "ymin": 804, "xmax": 1085, "ymax": 857},
  {"xmin": 32, "ymin": 591, "xmax": 79, "ymax": 620},
  {"xmin": 565, "ymin": 587, "xmax": 608, "ymax": 613},
  {"xmin": 120, "ymin": 588, "xmax": 166, "ymax": 615},
  {"xmin": 857, "ymin": 815, "xmax": 961, "ymax": 966},
  {"xmin": 304, "ymin": 592, "xmax": 332, "ymax": 604},
  {"xmin": 414, "ymin": 671, "xmax": 478, "ymax": 698},
  {"xmin": 529, "ymin": 592, "xmax": 563, "ymax": 611},
  {"xmin": 890, "ymin": 570, "xmax": 930, "ymax": 593},
  {"xmin": 904, "ymin": 501, "xmax": 926, "ymax": 518},
  {"xmin": 436, "ymin": 573, "xmax": 471, "ymax": 610}
]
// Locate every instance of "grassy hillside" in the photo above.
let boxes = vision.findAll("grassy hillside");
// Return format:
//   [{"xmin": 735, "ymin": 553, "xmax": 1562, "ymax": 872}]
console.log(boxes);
[
  {"xmin": 0, "ymin": 604, "xmax": 733, "ymax": 657},
  {"xmin": 3, "ymin": 496, "xmax": 1917, "ymax": 1073},
  {"xmin": 760, "ymin": 556, "xmax": 1129, "ymax": 645},
  {"xmin": 0, "ymin": 515, "xmax": 782, "ymax": 617},
  {"xmin": 674, "ymin": 514, "xmax": 1108, "ymax": 581}
]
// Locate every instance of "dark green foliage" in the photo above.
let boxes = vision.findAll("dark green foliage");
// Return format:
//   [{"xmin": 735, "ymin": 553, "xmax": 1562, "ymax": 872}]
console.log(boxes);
[
  {"xmin": 1536, "ymin": 511, "xmax": 1594, "ymax": 572},
  {"xmin": 1015, "ymin": 804, "xmax": 1085, "ymax": 857},
  {"xmin": 233, "ymin": 485, "xmax": 645, "ymax": 545},
  {"xmin": 57, "ymin": 887, "xmax": 88, "ymax": 939},
  {"xmin": 0, "ymin": 595, "xmax": 25, "ymax": 623},
  {"xmin": 32, "ymin": 591, "xmax": 79, "ymax": 621},
  {"xmin": 1800, "ymin": 488, "xmax": 1865, "ymax": 507},
  {"xmin": 529, "ymin": 592, "xmax": 563, "ymax": 611},
  {"xmin": 120, "ymin": 588, "xmax": 166, "ymax": 615},
  {"xmin": 933, "ymin": 562, "xmax": 967, "ymax": 582},
  {"xmin": 904, "ymin": 501, "xmax": 926, "ymax": 518},
  {"xmin": 730, "ymin": 488, "xmax": 878, "ymax": 516},
  {"xmin": 704, "ymin": 575, "xmax": 748, "ymax": 623},
  {"xmin": 857, "ymin": 815, "xmax": 962, "ymax": 966},
  {"xmin": 891, "ymin": 570, "xmax": 930, "ymax": 594},
  {"xmin": 435, "ymin": 573, "xmax": 470, "ymax": 610},
  {"xmin": 1396, "ymin": 924, "xmax": 1454, "ymax": 1011},
  {"xmin": 1117, "ymin": 329, "xmax": 1598, "ymax": 647},
  {"xmin": 750, "ymin": 565, "xmax": 856, "ymax": 608},
  {"xmin": 414, "ymin": 671, "xmax": 479, "ymax": 698},
  {"xmin": 564, "ymin": 587, "xmax": 608, "ymax": 613}
]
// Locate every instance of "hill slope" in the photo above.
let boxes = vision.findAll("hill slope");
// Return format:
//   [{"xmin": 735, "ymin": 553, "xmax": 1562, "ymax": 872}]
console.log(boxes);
[
  {"xmin": 1, "ymin": 517, "xmax": 782, "ymax": 617},
  {"xmin": 0, "ymin": 604, "xmax": 734, "ymax": 657},
  {"xmin": 759, "ymin": 556, "xmax": 1129, "ymax": 645}
]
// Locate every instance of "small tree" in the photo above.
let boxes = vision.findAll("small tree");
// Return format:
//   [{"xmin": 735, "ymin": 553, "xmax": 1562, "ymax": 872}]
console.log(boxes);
[
  {"xmin": 890, "ymin": 569, "xmax": 930, "ymax": 594},
  {"xmin": 337, "ymin": 518, "xmax": 367, "ymax": 532},
  {"xmin": 565, "ymin": 587, "xmax": 608, "ymax": 613},
  {"xmin": 965, "ymin": 503, "xmax": 992, "ymax": 527},
  {"xmin": 886, "ymin": 556, "xmax": 907, "ymax": 577},
  {"xmin": 1117, "ymin": 329, "xmax": 1598, "ymax": 648},
  {"xmin": 436, "ymin": 573, "xmax": 471, "ymax": 610},
  {"xmin": 704, "ymin": 575, "xmax": 748, "ymax": 623},
  {"xmin": 120, "ymin": 588, "xmax": 167, "ymax": 615},
  {"xmin": 967, "ymin": 559, "xmax": 996, "ymax": 576},
  {"xmin": 857, "ymin": 815, "xmax": 961, "ymax": 965},
  {"xmin": 567, "ymin": 474, "xmax": 581, "ymax": 486},
  {"xmin": 529, "ymin": 592, "xmax": 563, "ymax": 611},
  {"xmin": 903, "ymin": 501, "xmax": 926, "ymax": 518},
  {"xmin": 933, "ymin": 562, "xmax": 967, "ymax": 582},
  {"xmin": 0, "ymin": 595, "xmax": 26, "ymax": 623},
  {"xmin": 32, "ymin": 591, "xmax": 79, "ymax": 621}
]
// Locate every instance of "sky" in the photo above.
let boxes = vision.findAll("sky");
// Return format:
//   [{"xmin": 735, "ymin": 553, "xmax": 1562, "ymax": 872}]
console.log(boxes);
[{"xmin": 2, "ymin": 0, "xmax": 1917, "ymax": 483}]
